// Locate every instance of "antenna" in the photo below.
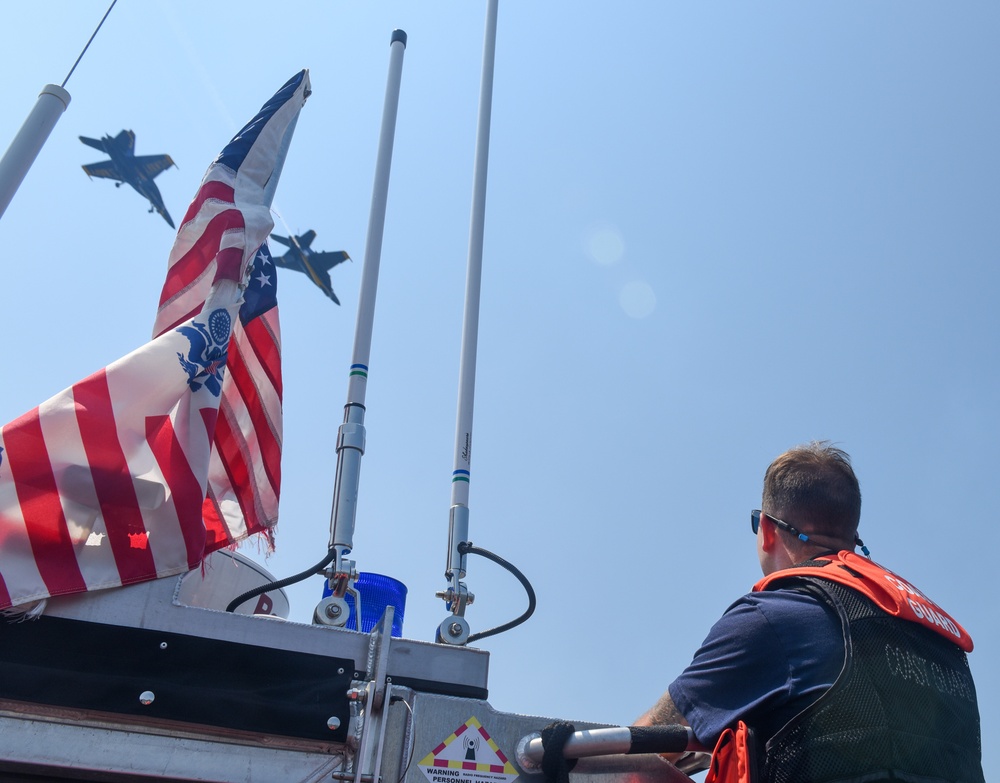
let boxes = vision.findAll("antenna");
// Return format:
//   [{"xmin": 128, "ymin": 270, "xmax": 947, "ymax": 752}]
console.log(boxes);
[
  {"xmin": 313, "ymin": 29, "xmax": 408, "ymax": 627},
  {"xmin": 62, "ymin": 0, "xmax": 119, "ymax": 88},
  {"xmin": 437, "ymin": 0, "xmax": 500, "ymax": 646}
]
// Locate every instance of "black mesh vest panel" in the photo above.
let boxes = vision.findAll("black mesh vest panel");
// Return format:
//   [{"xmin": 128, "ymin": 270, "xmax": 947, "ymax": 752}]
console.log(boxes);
[{"xmin": 759, "ymin": 577, "xmax": 985, "ymax": 783}]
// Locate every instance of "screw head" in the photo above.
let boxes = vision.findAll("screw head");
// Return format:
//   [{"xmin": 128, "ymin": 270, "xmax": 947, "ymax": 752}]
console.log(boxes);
[
  {"xmin": 326, "ymin": 603, "xmax": 343, "ymax": 619},
  {"xmin": 139, "ymin": 691, "xmax": 155, "ymax": 706}
]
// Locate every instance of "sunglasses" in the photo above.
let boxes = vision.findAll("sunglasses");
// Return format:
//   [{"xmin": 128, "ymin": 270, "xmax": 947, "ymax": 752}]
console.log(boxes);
[
  {"xmin": 751, "ymin": 509, "xmax": 810, "ymax": 542},
  {"xmin": 750, "ymin": 509, "xmax": 871, "ymax": 557}
]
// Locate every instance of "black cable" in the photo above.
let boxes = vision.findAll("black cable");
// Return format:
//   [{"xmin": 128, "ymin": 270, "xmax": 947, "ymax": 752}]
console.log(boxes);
[
  {"xmin": 459, "ymin": 542, "xmax": 536, "ymax": 643},
  {"xmin": 224, "ymin": 541, "xmax": 537, "ymax": 635},
  {"xmin": 63, "ymin": 0, "xmax": 118, "ymax": 88},
  {"xmin": 224, "ymin": 546, "xmax": 337, "ymax": 613}
]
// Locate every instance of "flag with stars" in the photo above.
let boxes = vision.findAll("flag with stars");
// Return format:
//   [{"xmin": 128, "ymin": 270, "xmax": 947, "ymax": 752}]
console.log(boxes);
[
  {"xmin": 200, "ymin": 241, "xmax": 282, "ymax": 551},
  {"xmin": 153, "ymin": 73, "xmax": 309, "ymax": 555},
  {"xmin": 0, "ymin": 70, "xmax": 308, "ymax": 612}
]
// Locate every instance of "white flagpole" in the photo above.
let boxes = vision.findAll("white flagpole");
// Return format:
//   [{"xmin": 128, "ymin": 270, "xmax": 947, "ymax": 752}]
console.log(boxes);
[
  {"xmin": 438, "ymin": 0, "xmax": 499, "ymax": 646},
  {"xmin": 317, "ymin": 30, "xmax": 407, "ymax": 627},
  {"xmin": 0, "ymin": 84, "xmax": 71, "ymax": 222},
  {"xmin": 0, "ymin": 0, "xmax": 117, "ymax": 223}
]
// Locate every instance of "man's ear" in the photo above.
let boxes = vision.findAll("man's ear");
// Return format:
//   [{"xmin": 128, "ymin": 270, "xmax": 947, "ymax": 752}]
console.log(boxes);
[{"xmin": 760, "ymin": 515, "xmax": 779, "ymax": 551}]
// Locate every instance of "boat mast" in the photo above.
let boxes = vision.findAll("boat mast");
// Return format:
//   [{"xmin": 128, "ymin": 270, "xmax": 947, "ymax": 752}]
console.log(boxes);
[
  {"xmin": 437, "ymin": 0, "xmax": 499, "ymax": 646},
  {"xmin": 315, "ymin": 30, "xmax": 408, "ymax": 627}
]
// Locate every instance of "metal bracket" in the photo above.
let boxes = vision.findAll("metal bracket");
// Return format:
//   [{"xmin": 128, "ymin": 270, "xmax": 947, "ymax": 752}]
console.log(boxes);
[
  {"xmin": 350, "ymin": 606, "xmax": 396, "ymax": 783},
  {"xmin": 435, "ymin": 581, "xmax": 474, "ymax": 645}
]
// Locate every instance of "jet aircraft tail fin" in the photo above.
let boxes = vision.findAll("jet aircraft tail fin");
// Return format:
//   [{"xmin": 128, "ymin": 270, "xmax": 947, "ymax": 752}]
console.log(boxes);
[{"xmin": 115, "ymin": 129, "xmax": 136, "ymax": 154}]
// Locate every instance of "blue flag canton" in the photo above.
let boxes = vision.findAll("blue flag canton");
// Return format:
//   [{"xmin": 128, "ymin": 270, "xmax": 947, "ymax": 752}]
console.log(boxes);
[
  {"xmin": 176, "ymin": 308, "xmax": 232, "ymax": 396},
  {"xmin": 213, "ymin": 70, "xmax": 307, "ymax": 174},
  {"xmin": 241, "ymin": 244, "xmax": 278, "ymax": 324}
]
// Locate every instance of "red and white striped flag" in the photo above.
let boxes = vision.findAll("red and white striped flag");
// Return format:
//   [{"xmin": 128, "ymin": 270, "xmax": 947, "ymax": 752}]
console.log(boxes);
[{"xmin": 0, "ymin": 71, "xmax": 309, "ymax": 610}]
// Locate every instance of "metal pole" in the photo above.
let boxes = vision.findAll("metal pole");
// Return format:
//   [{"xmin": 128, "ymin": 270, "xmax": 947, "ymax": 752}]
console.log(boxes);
[
  {"xmin": 0, "ymin": 85, "xmax": 71, "ymax": 222},
  {"xmin": 438, "ymin": 0, "xmax": 499, "ymax": 645},
  {"xmin": 317, "ymin": 30, "xmax": 407, "ymax": 626},
  {"xmin": 0, "ymin": 0, "xmax": 118, "ymax": 223}
]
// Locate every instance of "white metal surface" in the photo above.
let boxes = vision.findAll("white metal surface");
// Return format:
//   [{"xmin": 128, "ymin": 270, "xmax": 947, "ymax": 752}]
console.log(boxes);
[
  {"xmin": 0, "ymin": 83, "xmax": 71, "ymax": 221},
  {"xmin": 176, "ymin": 549, "xmax": 290, "ymax": 618}
]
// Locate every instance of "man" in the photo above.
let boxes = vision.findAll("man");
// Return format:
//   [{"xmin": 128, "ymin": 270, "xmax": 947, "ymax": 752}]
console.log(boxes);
[{"xmin": 637, "ymin": 442, "xmax": 984, "ymax": 783}]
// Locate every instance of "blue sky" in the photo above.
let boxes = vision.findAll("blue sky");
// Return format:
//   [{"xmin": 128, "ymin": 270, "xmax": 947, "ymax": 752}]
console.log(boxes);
[{"xmin": 2, "ymin": 2, "xmax": 998, "ymax": 777}]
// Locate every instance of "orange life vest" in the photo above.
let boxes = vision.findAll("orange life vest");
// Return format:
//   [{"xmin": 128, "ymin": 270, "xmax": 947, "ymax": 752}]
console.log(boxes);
[
  {"xmin": 704, "ymin": 721, "xmax": 754, "ymax": 783},
  {"xmin": 753, "ymin": 550, "xmax": 973, "ymax": 652},
  {"xmin": 703, "ymin": 552, "xmax": 977, "ymax": 783}
]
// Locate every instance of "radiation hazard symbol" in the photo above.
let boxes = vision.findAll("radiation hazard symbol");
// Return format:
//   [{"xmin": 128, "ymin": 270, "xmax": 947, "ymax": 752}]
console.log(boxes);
[{"xmin": 418, "ymin": 716, "xmax": 519, "ymax": 783}]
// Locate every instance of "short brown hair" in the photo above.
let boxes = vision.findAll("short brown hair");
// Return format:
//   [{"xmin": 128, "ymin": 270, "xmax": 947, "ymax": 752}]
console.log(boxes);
[{"xmin": 762, "ymin": 442, "xmax": 862, "ymax": 538}]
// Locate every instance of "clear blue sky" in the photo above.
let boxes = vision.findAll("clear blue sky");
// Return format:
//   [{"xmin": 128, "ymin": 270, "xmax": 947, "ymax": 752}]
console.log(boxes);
[{"xmin": 2, "ymin": 2, "xmax": 997, "ymax": 778}]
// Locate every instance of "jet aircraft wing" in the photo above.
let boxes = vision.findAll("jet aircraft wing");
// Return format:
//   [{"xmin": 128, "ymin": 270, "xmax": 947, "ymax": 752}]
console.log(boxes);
[
  {"xmin": 310, "ymin": 250, "xmax": 350, "ymax": 272},
  {"xmin": 133, "ymin": 154, "xmax": 176, "ymax": 180},
  {"xmin": 82, "ymin": 161, "xmax": 122, "ymax": 180}
]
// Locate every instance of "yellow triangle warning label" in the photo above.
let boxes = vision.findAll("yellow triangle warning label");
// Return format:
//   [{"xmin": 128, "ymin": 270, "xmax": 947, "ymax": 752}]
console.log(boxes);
[{"xmin": 418, "ymin": 716, "xmax": 519, "ymax": 783}]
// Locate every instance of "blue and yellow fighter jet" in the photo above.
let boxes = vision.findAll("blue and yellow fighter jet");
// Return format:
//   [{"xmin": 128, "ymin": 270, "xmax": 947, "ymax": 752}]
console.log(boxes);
[
  {"xmin": 270, "ymin": 231, "xmax": 350, "ymax": 304},
  {"xmin": 80, "ymin": 130, "xmax": 176, "ymax": 228}
]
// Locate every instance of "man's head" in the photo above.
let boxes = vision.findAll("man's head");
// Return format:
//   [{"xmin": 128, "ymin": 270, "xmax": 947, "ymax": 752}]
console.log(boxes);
[{"xmin": 757, "ymin": 441, "xmax": 862, "ymax": 574}]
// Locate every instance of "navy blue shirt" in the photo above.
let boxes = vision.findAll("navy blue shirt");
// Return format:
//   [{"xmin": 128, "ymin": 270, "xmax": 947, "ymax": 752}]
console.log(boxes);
[{"xmin": 667, "ymin": 587, "xmax": 844, "ymax": 746}]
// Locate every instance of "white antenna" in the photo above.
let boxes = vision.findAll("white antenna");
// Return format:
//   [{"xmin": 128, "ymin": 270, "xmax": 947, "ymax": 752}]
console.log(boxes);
[
  {"xmin": 314, "ymin": 29, "xmax": 408, "ymax": 627},
  {"xmin": 437, "ymin": 0, "xmax": 500, "ymax": 646}
]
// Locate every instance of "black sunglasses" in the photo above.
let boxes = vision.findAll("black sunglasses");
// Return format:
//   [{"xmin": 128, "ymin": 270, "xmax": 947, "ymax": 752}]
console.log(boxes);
[
  {"xmin": 751, "ymin": 509, "xmax": 810, "ymax": 542},
  {"xmin": 750, "ymin": 509, "xmax": 871, "ymax": 557}
]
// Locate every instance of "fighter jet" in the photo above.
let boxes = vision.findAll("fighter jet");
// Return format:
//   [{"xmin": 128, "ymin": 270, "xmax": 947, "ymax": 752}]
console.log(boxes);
[
  {"xmin": 80, "ymin": 130, "xmax": 176, "ymax": 228},
  {"xmin": 270, "ymin": 231, "xmax": 350, "ymax": 304}
]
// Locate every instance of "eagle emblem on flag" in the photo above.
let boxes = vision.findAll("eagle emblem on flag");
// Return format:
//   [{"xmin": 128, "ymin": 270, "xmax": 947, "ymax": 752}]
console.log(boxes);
[{"xmin": 176, "ymin": 308, "xmax": 232, "ymax": 396}]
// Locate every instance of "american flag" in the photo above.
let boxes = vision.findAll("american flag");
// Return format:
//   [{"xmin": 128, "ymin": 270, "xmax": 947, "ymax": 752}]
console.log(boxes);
[
  {"xmin": 196, "ymin": 242, "xmax": 282, "ymax": 552},
  {"xmin": 0, "ymin": 71, "xmax": 309, "ymax": 611}
]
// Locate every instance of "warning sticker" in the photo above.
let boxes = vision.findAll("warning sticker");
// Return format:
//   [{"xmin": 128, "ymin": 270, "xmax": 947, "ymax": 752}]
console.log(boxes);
[{"xmin": 418, "ymin": 716, "xmax": 519, "ymax": 783}]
